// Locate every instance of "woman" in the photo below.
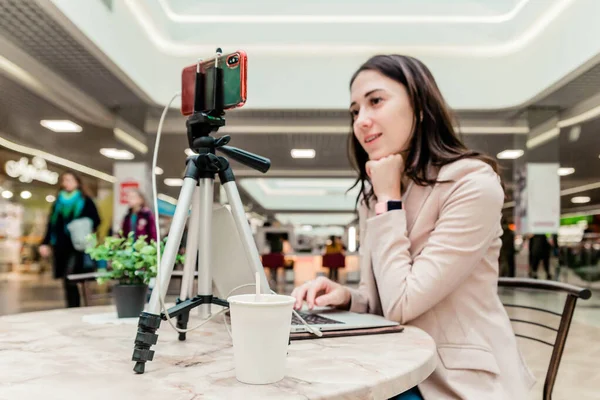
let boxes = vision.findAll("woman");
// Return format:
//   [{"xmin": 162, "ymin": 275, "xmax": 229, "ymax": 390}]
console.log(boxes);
[
  {"xmin": 324, "ymin": 236, "xmax": 346, "ymax": 281},
  {"xmin": 39, "ymin": 171, "xmax": 101, "ymax": 308},
  {"xmin": 324, "ymin": 236, "xmax": 346, "ymax": 255},
  {"xmin": 291, "ymin": 55, "xmax": 535, "ymax": 399},
  {"xmin": 121, "ymin": 189, "xmax": 157, "ymax": 242}
]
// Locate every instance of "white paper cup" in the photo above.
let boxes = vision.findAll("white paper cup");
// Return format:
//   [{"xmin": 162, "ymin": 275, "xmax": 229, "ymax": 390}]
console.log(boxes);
[{"xmin": 228, "ymin": 294, "xmax": 295, "ymax": 384}]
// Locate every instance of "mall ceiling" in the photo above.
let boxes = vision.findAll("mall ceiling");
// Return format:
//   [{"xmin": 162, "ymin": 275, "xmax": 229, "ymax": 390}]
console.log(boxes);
[{"xmin": 0, "ymin": 0, "xmax": 599, "ymax": 223}]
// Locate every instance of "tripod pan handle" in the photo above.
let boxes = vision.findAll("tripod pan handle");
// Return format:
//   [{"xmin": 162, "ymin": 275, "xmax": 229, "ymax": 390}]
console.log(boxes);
[{"xmin": 219, "ymin": 145, "xmax": 271, "ymax": 173}]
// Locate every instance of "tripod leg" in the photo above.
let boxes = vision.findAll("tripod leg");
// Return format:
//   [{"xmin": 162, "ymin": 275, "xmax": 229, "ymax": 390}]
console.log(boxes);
[
  {"xmin": 147, "ymin": 177, "xmax": 197, "ymax": 315},
  {"xmin": 177, "ymin": 185, "xmax": 201, "ymax": 340},
  {"xmin": 197, "ymin": 178, "xmax": 214, "ymax": 319},
  {"xmin": 132, "ymin": 176, "xmax": 196, "ymax": 374},
  {"xmin": 222, "ymin": 180, "xmax": 271, "ymax": 294}
]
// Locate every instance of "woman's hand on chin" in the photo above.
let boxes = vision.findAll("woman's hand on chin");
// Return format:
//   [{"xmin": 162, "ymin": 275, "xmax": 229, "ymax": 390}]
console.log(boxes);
[{"xmin": 366, "ymin": 154, "xmax": 405, "ymax": 202}]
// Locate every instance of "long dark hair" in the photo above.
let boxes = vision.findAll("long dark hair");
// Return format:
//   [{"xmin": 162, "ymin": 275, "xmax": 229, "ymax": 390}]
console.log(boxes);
[
  {"xmin": 58, "ymin": 171, "xmax": 91, "ymax": 198},
  {"xmin": 348, "ymin": 54, "xmax": 500, "ymax": 207}
]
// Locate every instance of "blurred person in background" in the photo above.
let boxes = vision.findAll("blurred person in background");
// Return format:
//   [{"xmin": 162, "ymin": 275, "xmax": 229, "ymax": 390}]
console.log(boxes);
[
  {"xmin": 267, "ymin": 233, "xmax": 284, "ymax": 254},
  {"xmin": 291, "ymin": 55, "xmax": 534, "ymax": 399},
  {"xmin": 499, "ymin": 219, "xmax": 516, "ymax": 277},
  {"xmin": 121, "ymin": 189, "xmax": 157, "ymax": 242},
  {"xmin": 324, "ymin": 235, "xmax": 346, "ymax": 281},
  {"xmin": 528, "ymin": 234, "xmax": 552, "ymax": 279},
  {"xmin": 325, "ymin": 235, "xmax": 346, "ymax": 255},
  {"xmin": 39, "ymin": 171, "xmax": 101, "ymax": 308}
]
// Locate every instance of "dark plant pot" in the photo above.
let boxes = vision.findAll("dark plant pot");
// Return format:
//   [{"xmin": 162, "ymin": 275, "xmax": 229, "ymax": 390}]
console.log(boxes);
[{"xmin": 113, "ymin": 284, "xmax": 148, "ymax": 318}]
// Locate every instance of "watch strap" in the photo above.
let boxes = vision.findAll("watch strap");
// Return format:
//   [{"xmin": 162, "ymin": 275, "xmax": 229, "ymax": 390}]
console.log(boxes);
[{"xmin": 375, "ymin": 200, "xmax": 402, "ymax": 215}]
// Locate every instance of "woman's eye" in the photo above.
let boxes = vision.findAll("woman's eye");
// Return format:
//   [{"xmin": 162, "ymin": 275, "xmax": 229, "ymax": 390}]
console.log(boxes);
[
  {"xmin": 350, "ymin": 109, "xmax": 359, "ymax": 119},
  {"xmin": 370, "ymin": 97, "xmax": 383, "ymax": 105}
]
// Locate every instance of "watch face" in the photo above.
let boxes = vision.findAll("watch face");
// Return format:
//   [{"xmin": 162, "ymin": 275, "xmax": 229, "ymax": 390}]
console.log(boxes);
[
  {"xmin": 387, "ymin": 201, "xmax": 402, "ymax": 210},
  {"xmin": 376, "ymin": 200, "xmax": 402, "ymax": 215}
]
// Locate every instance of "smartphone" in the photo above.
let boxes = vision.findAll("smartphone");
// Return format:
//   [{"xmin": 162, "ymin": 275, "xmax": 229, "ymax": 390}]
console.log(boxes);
[{"xmin": 181, "ymin": 50, "xmax": 247, "ymax": 116}]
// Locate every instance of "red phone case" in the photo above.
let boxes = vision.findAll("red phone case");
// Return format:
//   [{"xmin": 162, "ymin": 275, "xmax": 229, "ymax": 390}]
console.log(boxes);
[{"xmin": 180, "ymin": 51, "xmax": 247, "ymax": 116}]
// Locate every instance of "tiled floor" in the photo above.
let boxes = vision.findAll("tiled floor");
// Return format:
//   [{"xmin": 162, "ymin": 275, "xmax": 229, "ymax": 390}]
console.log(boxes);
[{"xmin": 2, "ymin": 270, "xmax": 600, "ymax": 399}]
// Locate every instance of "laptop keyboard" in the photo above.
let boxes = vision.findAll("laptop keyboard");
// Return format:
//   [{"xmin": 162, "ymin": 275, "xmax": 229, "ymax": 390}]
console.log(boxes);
[{"xmin": 291, "ymin": 311, "xmax": 344, "ymax": 326}]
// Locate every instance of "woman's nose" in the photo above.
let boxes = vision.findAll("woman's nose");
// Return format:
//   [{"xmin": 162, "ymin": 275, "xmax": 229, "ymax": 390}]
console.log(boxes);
[{"xmin": 355, "ymin": 112, "xmax": 373, "ymax": 130}]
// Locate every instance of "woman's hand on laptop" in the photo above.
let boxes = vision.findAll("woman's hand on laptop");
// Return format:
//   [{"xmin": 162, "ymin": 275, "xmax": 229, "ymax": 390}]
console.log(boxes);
[{"xmin": 291, "ymin": 277, "xmax": 351, "ymax": 311}]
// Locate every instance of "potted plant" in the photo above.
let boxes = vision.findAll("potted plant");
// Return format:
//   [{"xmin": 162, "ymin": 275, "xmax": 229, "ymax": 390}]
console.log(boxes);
[{"xmin": 86, "ymin": 233, "xmax": 183, "ymax": 318}]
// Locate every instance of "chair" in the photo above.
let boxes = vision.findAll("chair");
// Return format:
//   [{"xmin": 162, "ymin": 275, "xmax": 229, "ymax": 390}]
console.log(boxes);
[
  {"xmin": 322, "ymin": 253, "xmax": 345, "ymax": 281},
  {"xmin": 261, "ymin": 253, "xmax": 286, "ymax": 284},
  {"xmin": 498, "ymin": 278, "xmax": 592, "ymax": 400},
  {"xmin": 66, "ymin": 272, "xmax": 102, "ymax": 306}
]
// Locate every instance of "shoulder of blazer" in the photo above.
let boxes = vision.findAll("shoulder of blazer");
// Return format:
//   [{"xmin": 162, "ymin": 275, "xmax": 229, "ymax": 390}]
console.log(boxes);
[
  {"xmin": 437, "ymin": 158, "xmax": 500, "ymax": 184},
  {"xmin": 436, "ymin": 158, "xmax": 504, "ymax": 207}
]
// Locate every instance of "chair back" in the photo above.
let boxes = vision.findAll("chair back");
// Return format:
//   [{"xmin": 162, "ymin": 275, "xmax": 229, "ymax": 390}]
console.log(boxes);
[
  {"xmin": 322, "ymin": 253, "xmax": 345, "ymax": 269},
  {"xmin": 498, "ymin": 278, "xmax": 591, "ymax": 400},
  {"xmin": 261, "ymin": 253, "xmax": 285, "ymax": 269}
]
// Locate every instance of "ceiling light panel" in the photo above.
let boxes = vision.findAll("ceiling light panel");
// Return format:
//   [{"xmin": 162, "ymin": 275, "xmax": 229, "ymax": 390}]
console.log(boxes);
[
  {"xmin": 291, "ymin": 149, "xmax": 316, "ymax": 159},
  {"xmin": 496, "ymin": 149, "xmax": 524, "ymax": 159},
  {"xmin": 99, "ymin": 148, "xmax": 135, "ymax": 160},
  {"xmin": 40, "ymin": 120, "xmax": 82, "ymax": 132}
]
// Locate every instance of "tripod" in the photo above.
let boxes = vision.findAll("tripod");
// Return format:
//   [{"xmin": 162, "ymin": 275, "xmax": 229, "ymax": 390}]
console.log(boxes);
[{"xmin": 131, "ymin": 50, "xmax": 271, "ymax": 374}]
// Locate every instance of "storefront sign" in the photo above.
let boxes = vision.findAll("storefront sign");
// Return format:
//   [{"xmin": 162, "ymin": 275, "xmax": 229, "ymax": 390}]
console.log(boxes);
[
  {"xmin": 119, "ymin": 180, "xmax": 139, "ymax": 204},
  {"xmin": 4, "ymin": 157, "xmax": 59, "ymax": 185}
]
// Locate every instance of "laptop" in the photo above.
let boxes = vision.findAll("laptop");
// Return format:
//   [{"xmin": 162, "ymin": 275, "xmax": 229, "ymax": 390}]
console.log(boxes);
[{"xmin": 210, "ymin": 205, "xmax": 399, "ymax": 334}]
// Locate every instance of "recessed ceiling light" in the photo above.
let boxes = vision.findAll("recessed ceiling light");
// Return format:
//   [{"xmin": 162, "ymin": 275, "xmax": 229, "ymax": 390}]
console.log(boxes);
[
  {"xmin": 40, "ymin": 120, "xmax": 82, "ymax": 133},
  {"xmin": 154, "ymin": 166, "xmax": 164, "ymax": 175},
  {"xmin": 571, "ymin": 196, "xmax": 591, "ymax": 204},
  {"xmin": 1, "ymin": 190, "xmax": 13, "ymax": 199},
  {"xmin": 164, "ymin": 178, "xmax": 184, "ymax": 187},
  {"xmin": 558, "ymin": 167, "xmax": 575, "ymax": 176},
  {"xmin": 291, "ymin": 149, "xmax": 316, "ymax": 159},
  {"xmin": 496, "ymin": 149, "xmax": 524, "ymax": 160},
  {"xmin": 46, "ymin": 194, "xmax": 56, "ymax": 203},
  {"xmin": 20, "ymin": 191, "xmax": 32, "ymax": 199},
  {"xmin": 185, "ymin": 148, "xmax": 196, "ymax": 157},
  {"xmin": 99, "ymin": 148, "xmax": 135, "ymax": 160}
]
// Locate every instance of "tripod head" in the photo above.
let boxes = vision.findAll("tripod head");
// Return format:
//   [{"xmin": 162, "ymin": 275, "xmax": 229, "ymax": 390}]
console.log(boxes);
[
  {"xmin": 186, "ymin": 48, "xmax": 270, "ymax": 174},
  {"xmin": 187, "ymin": 134, "xmax": 270, "ymax": 173}
]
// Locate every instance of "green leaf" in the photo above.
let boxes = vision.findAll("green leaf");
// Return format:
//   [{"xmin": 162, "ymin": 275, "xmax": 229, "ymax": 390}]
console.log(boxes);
[{"xmin": 89, "ymin": 234, "xmax": 159, "ymax": 285}]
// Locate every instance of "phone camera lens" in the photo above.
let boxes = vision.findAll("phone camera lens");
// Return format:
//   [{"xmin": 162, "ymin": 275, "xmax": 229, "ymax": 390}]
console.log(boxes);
[{"xmin": 227, "ymin": 56, "xmax": 239, "ymax": 65}]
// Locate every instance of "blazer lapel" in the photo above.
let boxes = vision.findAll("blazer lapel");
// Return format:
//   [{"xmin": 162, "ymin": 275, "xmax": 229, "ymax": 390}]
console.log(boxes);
[
  {"xmin": 404, "ymin": 182, "xmax": 434, "ymax": 233},
  {"xmin": 358, "ymin": 201, "xmax": 383, "ymax": 314}
]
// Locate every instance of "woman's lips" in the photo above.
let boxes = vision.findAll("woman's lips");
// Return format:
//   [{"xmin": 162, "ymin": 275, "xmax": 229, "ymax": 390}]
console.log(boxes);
[{"xmin": 364, "ymin": 133, "xmax": 382, "ymax": 145}]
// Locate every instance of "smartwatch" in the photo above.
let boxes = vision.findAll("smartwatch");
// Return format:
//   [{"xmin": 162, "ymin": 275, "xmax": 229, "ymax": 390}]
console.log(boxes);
[{"xmin": 375, "ymin": 200, "xmax": 403, "ymax": 215}]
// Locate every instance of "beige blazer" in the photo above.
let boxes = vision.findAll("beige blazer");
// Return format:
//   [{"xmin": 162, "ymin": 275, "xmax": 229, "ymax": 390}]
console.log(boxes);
[{"xmin": 348, "ymin": 158, "xmax": 536, "ymax": 400}]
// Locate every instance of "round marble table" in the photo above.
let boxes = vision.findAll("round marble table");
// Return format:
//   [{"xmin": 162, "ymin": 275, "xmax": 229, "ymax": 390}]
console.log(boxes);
[{"xmin": 0, "ymin": 306, "xmax": 437, "ymax": 400}]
